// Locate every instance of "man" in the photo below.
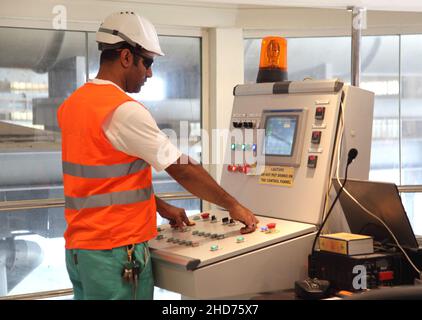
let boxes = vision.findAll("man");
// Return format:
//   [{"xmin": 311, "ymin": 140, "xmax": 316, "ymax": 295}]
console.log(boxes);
[{"xmin": 58, "ymin": 11, "xmax": 258, "ymax": 300}]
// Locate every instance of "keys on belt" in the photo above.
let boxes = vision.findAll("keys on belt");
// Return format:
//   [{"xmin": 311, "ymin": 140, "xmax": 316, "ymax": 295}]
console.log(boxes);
[{"xmin": 122, "ymin": 244, "xmax": 140, "ymax": 284}]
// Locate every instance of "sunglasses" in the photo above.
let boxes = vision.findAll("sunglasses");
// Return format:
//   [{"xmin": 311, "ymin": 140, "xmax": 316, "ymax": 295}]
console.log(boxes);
[
  {"xmin": 116, "ymin": 48, "xmax": 154, "ymax": 69},
  {"xmin": 136, "ymin": 53, "xmax": 154, "ymax": 69}
]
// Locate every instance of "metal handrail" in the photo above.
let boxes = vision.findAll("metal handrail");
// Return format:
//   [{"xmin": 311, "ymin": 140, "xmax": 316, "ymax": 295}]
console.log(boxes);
[
  {"xmin": 0, "ymin": 288, "xmax": 73, "ymax": 300},
  {"xmin": 0, "ymin": 198, "xmax": 65, "ymax": 212},
  {"xmin": 397, "ymin": 185, "xmax": 422, "ymax": 193},
  {"xmin": 0, "ymin": 192, "xmax": 197, "ymax": 212}
]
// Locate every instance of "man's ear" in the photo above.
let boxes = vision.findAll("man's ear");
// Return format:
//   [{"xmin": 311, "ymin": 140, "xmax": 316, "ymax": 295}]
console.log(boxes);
[{"xmin": 119, "ymin": 48, "xmax": 133, "ymax": 68}]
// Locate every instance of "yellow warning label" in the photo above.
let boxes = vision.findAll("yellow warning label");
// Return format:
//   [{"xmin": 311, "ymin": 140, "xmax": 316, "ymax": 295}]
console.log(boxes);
[{"xmin": 259, "ymin": 166, "xmax": 294, "ymax": 187}]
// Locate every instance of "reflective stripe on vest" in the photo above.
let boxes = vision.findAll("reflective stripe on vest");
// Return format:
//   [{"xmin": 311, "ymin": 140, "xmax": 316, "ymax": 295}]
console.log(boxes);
[
  {"xmin": 62, "ymin": 159, "xmax": 150, "ymax": 178},
  {"xmin": 65, "ymin": 186, "xmax": 154, "ymax": 210}
]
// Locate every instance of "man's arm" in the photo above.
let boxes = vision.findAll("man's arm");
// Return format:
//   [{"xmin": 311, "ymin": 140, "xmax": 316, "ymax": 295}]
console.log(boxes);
[{"xmin": 165, "ymin": 154, "xmax": 259, "ymax": 234}]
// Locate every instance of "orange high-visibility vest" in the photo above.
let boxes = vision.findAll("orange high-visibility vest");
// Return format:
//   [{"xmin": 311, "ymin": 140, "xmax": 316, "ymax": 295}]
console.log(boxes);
[{"xmin": 57, "ymin": 83, "xmax": 157, "ymax": 249}]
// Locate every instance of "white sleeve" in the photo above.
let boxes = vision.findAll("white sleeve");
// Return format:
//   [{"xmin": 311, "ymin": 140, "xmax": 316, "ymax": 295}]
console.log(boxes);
[{"xmin": 103, "ymin": 101, "xmax": 182, "ymax": 172}]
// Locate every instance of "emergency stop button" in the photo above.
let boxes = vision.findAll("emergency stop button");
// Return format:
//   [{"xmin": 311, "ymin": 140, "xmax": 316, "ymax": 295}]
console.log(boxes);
[
  {"xmin": 307, "ymin": 155, "xmax": 318, "ymax": 168},
  {"xmin": 315, "ymin": 107, "xmax": 326, "ymax": 120},
  {"xmin": 311, "ymin": 131, "xmax": 322, "ymax": 144}
]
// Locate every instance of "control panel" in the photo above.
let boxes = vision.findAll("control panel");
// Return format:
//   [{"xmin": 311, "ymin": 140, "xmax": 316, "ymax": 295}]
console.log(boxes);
[
  {"xmin": 227, "ymin": 100, "xmax": 333, "ymax": 177},
  {"xmin": 151, "ymin": 80, "xmax": 374, "ymax": 299},
  {"xmin": 221, "ymin": 83, "xmax": 373, "ymax": 226},
  {"xmin": 149, "ymin": 210, "xmax": 316, "ymax": 269}
]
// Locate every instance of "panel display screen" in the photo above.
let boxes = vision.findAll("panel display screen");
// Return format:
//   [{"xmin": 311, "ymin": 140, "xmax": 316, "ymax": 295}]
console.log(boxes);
[{"xmin": 264, "ymin": 116, "xmax": 298, "ymax": 156}]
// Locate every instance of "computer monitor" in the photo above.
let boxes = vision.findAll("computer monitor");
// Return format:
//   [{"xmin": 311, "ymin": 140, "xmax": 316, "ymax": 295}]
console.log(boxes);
[
  {"xmin": 260, "ymin": 109, "xmax": 308, "ymax": 167},
  {"xmin": 333, "ymin": 178, "xmax": 419, "ymax": 249},
  {"xmin": 264, "ymin": 115, "xmax": 298, "ymax": 156}
]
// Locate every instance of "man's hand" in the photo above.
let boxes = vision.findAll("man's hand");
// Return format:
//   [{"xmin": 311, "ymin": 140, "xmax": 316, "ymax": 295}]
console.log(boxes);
[
  {"xmin": 228, "ymin": 203, "xmax": 259, "ymax": 234},
  {"xmin": 164, "ymin": 155, "xmax": 258, "ymax": 234},
  {"xmin": 158, "ymin": 203, "xmax": 195, "ymax": 229}
]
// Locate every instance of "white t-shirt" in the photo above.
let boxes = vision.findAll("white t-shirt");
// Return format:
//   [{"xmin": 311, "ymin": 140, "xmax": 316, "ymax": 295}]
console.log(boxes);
[{"xmin": 90, "ymin": 79, "xmax": 182, "ymax": 172}]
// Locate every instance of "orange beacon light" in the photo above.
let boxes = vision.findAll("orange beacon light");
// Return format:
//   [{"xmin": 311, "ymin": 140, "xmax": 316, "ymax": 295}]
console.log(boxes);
[{"xmin": 256, "ymin": 36, "xmax": 288, "ymax": 83}]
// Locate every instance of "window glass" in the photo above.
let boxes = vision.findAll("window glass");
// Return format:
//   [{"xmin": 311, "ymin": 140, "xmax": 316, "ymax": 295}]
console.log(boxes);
[
  {"xmin": 288, "ymin": 37, "xmax": 351, "ymax": 82},
  {"xmin": 0, "ymin": 28, "xmax": 87, "ymax": 202},
  {"xmin": 401, "ymin": 35, "xmax": 422, "ymax": 186},
  {"xmin": 401, "ymin": 193, "xmax": 422, "ymax": 236},
  {"xmin": 361, "ymin": 36, "xmax": 400, "ymax": 184},
  {"xmin": 244, "ymin": 38, "xmax": 261, "ymax": 84},
  {"xmin": 0, "ymin": 207, "xmax": 70, "ymax": 296}
]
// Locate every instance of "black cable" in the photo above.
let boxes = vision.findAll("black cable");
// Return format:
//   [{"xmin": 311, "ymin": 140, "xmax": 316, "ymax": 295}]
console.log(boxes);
[{"xmin": 311, "ymin": 148, "xmax": 358, "ymax": 255}]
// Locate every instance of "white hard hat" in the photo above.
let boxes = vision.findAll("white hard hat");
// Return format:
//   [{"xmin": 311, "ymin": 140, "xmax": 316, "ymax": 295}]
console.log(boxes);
[{"xmin": 96, "ymin": 11, "xmax": 164, "ymax": 56}]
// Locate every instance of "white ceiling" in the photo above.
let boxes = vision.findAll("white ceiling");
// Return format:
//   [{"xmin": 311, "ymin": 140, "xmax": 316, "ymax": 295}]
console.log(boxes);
[{"xmin": 127, "ymin": 0, "xmax": 422, "ymax": 12}]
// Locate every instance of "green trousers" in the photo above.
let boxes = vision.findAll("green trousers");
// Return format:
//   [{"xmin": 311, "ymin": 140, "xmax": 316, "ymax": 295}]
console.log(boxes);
[{"xmin": 65, "ymin": 242, "xmax": 154, "ymax": 300}]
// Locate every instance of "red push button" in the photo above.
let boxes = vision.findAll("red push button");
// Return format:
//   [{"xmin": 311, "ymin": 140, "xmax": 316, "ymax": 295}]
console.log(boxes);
[
  {"xmin": 244, "ymin": 164, "xmax": 251, "ymax": 174},
  {"xmin": 379, "ymin": 271, "xmax": 394, "ymax": 281},
  {"xmin": 311, "ymin": 131, "xmax": 322, "ymax": 144},
  {"xmin": 227, "ymin": 164, "xmax": 237, "ymax": 172},
  {"xmin": 239, "ymin": 164, "xmax": 251, "ymax": 174},
  {"xmin": 315, "ymin": 107, "xmax": 326, "ymax": 120},
  {"xmin": 201, "ymin": 213, "xmax": 210, "ymax": 220},
  {"xmin": 307, "ymin": 155, "xmax": 318, "ymax": 168},
  {"xmin": 267, "ymin": 223, "xmax": 276, "ymax": 230}
]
